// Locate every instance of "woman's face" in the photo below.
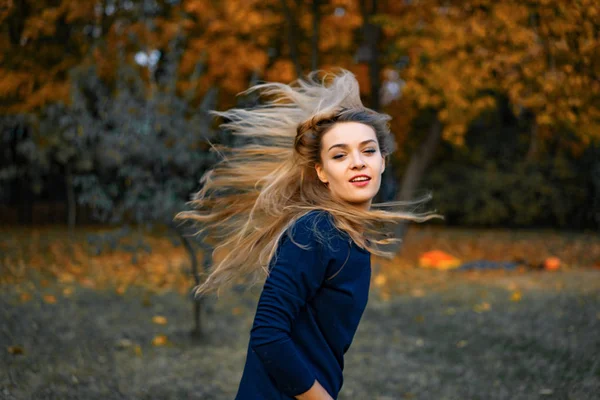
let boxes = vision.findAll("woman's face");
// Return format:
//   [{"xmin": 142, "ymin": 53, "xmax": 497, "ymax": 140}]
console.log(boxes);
[{"xmin": 315, "ymin": 122, "xmax": 385, "ymax": 210}]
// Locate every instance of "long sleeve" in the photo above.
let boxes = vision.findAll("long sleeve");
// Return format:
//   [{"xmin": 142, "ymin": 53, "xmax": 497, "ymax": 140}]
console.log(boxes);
[{"xmin": 249, "ymin": 212, "xmax": 331, "ymax": 397}]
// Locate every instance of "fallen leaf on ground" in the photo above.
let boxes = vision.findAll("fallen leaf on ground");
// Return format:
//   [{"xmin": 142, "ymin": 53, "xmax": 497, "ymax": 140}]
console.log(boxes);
[
  {"xmin": 473, "ymin": 302, "xmax": 491, "ymax": 313},
  {"xmin": 152, "ymin": 316, "xmax": 167, "ymax": 325},
  {"xmin": 510, "ymin": 291, "xmax": 522, "ymax": 302},
  {"xmin": 374, "ymin": 274, "xmax": 387, "ymax": 287},
  {"xmin": 7, "ymin": 346, "xmax": 24, "ymax": 355},
  {"xmin": 379, "ymin": 291, "xmax": 391, "ymax": 301},
  {"xmin": 43, "ymin": 294, "xmax": 57, "ymax": 304},
  {"xmin": 544, "ymin": 257, "xmax": 561, "ymax": 270},
  {"xmin": 444, "ymin": 307, "xmax": 456, "ymax": 315},
  {"xmin": 152, "ymin": 335, "xmax": 168, "ymax": 346},
  {"xmin": 116, "ymin": 339, "xmax": 133, "ymax": 349},
  {"xmin": 419, "ymin": 250, "xmax": 461, "ymax": 270}
]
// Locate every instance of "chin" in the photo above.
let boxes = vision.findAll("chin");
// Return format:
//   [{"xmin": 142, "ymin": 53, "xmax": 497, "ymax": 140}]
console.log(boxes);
[{"xmin": 344, "ymin": 195, "xmax": 376, "ymax": 205}]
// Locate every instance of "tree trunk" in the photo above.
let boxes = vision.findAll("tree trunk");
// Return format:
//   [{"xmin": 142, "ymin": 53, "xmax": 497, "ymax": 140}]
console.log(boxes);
[
  {"xmin": 8, "ymin": 0, "xmax": 29, "ymax": 45},
  {"xmin": 360, "ymin": 0, "xmax": 388, "ymax": 203},
  {"xmin": 377, "ymin": 158, "xmax": 397, "ymax": 203},
  {"xmin": 311, "ymin": 0, "xmax": 321, "ymax": 71},
  {"xmin": 360, "ymin": 0, "xmax": 382, "ymax": 111},
  {"xmin": 65, "ymin": 163, "xmax": 76, "ymax": 235},
  {"xmin": 170, "ymin": 225, "xmax": 203, "ymax": 338},
  {"xmin": 389, "ymin": 118, "xmax": 443, "ymax": 253},
  {"xmin": 526, "ymin": 121, "xmax": 539, "ymax": 162},
  {"xmin": 280, "ymin": 0, "xmax": 302, "ymax": 77}
]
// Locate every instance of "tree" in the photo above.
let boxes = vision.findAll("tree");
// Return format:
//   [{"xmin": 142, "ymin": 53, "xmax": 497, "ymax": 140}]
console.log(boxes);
[
  {"xmin": 375, "ymin": 0, "xmax": 599, "ymax": 247},
  {"xmin": 0, "ymin": 0, "xmax": 96, "ymax": 113},
  {"xmin": 66, "ymin": 35, "xmax": 218, "ymax": 335}
]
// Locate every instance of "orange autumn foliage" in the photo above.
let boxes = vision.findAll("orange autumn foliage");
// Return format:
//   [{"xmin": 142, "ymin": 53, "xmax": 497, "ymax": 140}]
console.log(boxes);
[
  {"xmin": 379, "ymin": 0, "xmax": 599, "ymax": 148},
  {"xmin": 1, "ymin": 0, "xmax": 596, "ymax": 155}
]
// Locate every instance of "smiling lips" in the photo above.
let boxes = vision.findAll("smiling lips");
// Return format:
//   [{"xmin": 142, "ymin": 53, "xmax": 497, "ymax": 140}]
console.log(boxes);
[{"xmin": 349, "ymin": 174, "xmax": 371, "ymax": 187}]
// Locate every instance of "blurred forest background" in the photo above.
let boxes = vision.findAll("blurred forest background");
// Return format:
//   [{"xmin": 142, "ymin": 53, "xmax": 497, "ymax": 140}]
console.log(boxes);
[
  {"xmin": 1, "ymin": 0, "xmax": 598, "ymax": 232},
  {"xmin": 1, "ymin": 1, "xmax": 600, "ymax": 398}
]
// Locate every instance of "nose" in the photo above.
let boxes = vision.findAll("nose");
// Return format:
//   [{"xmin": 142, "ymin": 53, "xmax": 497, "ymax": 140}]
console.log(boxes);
[{"xmin": 350, "ymin": 151, "xmax": 366, "ymax": 170}]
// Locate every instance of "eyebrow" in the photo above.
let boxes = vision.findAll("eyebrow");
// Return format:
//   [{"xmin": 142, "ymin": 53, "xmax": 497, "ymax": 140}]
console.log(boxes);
[{"xmin": 327, "ymin": 139, "xmax": 377, "ymax": 152}]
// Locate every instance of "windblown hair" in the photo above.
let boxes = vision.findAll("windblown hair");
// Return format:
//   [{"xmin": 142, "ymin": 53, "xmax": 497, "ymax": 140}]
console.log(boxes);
[{"xmin": 176, "ymin": 70, "xmax": 442, "ymax": 296}]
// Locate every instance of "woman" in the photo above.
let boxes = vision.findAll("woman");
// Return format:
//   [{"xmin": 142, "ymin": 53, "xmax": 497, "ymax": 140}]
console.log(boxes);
[{"xmin": 176, "ymin": 70, "xmax": 441, "ymax": 399}]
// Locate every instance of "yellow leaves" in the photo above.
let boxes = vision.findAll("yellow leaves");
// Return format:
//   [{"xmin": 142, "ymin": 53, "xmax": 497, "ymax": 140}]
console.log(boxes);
[
  {"xmin": 389, "ymin": 0, "xmax": 598, "ymax": 147},
  {"xmin": 379, "ymin": 290, "xmax": 391, "ymax": 301},
  {"xmin": 472, "ymin": 96, "xmax": 496, "ymax": 114},
  {"xmin": 43, "ymin": 294, "xmax": 57, "ymax": 304},
  {"xmin": 152, "ymin": 316, "xmax": 168, "ymax": 325},
  {"xmin": 510, "ymin": 291, "xmax": 522, "ymax": 302},
  {"xmin": 520, "ymin": 94, "xmax": 547, "ymax": 109},
  {"xmin": 22, "ymin": 10, "xmax": 60, "ymax": 41},
  {"xmin": 473, "ymin": 302, "xmax": 491, "ymax": 313},
  {"xmin": 442, "ymin": 125, "xmax": 466, "ymax": 146},
  {"xmin": 152, "ymin": 335, "xmax": 169, "ymax": 347},
  {"xmin": 2, "ymin": 225, "xmax": 193, "ymax": 295},
  {"xmin": 0, "ymin": 69, "xmax": 34, "ymax": 99},
  {"xmin": 444, "ymin": 307, "xmax": 456, "ymax": 316},
  {"xmin": 468, "ymin": 19, "xmax": 487, "ymax": 38},
  {"xmin": 23, "ymin": 81, "xmax": 71, "ymax": 112},
  {"xmin": 438, "ymin": 109, "xmax": 449, "ymax": 123},
  {"xmin": 536, "ymin": 114, "xmax": 553, "ymax": 126},
  {"xmin": 7, "ymin": 345, "xmax": 25, "ymax": 355},
  {"xmin": 374, "ymin": 274, "xmax": 387, "ymax": 287},
  {"xmin": 265, "ymin": 59, "xmax": 296, "ymax": 84}
]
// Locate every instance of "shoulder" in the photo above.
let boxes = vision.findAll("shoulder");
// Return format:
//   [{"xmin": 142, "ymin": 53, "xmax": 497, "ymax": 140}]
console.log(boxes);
[
  {"xmin": 289, "ymin": 210, "xmax": 338, "ymax": 240},
  {"xmin": 284, "ymin": 210, "xmax": 349, "ymax": 255},
  {"xmin": 294, "ymin": 210, "xmax": 370, "ymax": 256}
]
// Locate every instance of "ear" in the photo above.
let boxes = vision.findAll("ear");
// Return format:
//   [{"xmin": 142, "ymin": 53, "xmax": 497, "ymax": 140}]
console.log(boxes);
[
  {"xmin": 381, "ymin": 155, "xmax": 386, "ymax": 174},
  {"xmin": 315, "ymin": 163, "xmax": 328, "ymax": 183}
]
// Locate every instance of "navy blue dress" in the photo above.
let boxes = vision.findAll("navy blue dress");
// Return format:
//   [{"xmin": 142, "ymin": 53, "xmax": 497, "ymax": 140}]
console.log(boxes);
[{"xmin": 235, "ymin": 210, "xmax": 372, "ymax": 399}]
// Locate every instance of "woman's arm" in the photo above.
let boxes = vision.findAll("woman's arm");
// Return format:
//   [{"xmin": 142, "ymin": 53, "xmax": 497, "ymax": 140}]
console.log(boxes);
[
  {"xmin": 295, "ymin": 379, "xmax": 335, "ymax": 400},
  {"xmin": 249, "ymin": 212, "xmax": 333, "ymax": 398}
]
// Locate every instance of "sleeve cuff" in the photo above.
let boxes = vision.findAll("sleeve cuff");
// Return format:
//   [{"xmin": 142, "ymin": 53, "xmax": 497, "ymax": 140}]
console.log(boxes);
[{"xmin": 251, "ymin": 337, "xmax": 317, "ymax": 397}]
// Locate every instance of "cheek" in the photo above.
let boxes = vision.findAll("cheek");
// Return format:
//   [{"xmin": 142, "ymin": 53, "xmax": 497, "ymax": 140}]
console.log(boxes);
[{"xmin": 329, "ymin": 163, "xmax": 348, "ymax": 184}]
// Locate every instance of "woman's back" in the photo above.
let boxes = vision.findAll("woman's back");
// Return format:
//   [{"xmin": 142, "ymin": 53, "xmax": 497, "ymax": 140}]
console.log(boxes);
[{"xmin": 235, "ymin": 210, "xmax": 371, "ymax": 399}]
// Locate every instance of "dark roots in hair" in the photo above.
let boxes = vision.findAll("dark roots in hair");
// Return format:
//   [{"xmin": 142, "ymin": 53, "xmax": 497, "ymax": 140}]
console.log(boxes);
[{"xmin": 294, "ymin": 108, "xmax": 396, "ymax": 167}]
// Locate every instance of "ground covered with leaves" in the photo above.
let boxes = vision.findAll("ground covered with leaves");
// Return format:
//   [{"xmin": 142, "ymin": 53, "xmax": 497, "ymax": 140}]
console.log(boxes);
[
  {"xmin": 1, "ymin": 267, "xmax": 598, "ymax": 400},
  {"xmin": 1, "ymin": 226, "xmax": 599, "ymax": 399}
]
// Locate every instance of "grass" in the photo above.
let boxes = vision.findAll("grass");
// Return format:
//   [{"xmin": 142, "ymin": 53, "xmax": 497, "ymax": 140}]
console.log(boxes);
[{"xmin": 1, "ymin": 225, "xmax": 599, "ymax": 399}]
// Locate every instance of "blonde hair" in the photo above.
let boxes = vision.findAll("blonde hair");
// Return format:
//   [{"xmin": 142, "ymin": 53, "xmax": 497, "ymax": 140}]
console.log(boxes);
[{"xmin": 176, "ymin": 70, "xmax": 442, "ymax": 296}]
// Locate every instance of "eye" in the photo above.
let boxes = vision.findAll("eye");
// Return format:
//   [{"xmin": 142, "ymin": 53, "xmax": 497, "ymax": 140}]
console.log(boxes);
[
  {"xmin": 332, "ymin": 154, "xmax": 345, "ymax": 159},
  {"xmin": 364, "ymin": 148, "xmax": 376, "ymax": 154}
]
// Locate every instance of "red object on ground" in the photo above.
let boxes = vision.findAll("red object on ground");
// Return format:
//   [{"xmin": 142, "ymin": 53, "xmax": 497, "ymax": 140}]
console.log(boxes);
[
  {"xmin": 543, "ymin": 257, "xmax": 561, "ymax": 271},
  {"xmin": 419, "ymin": 250, "xmax": 461, "ymax": 270}
]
